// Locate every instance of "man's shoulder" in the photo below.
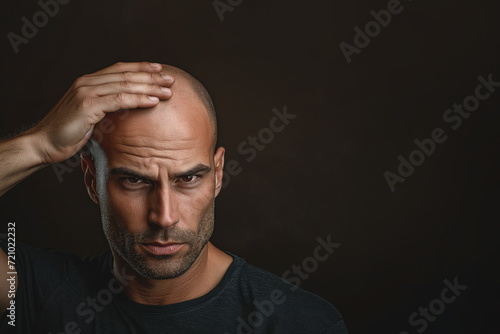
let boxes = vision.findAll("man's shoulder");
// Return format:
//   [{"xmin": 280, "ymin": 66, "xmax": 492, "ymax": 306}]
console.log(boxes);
[
  {"xmin": 0, "ymin": 233, "xmax": 111, "ymax": 287},
  {"xmin": 228, "ymin": 253, "xmax": 347, "ymax": 332},
  {"xmin": 0, "ymin": 233, "xmax": 109, "ymax": 264},
  {"xmin": 235, "ymin": 255, "xmax": 341, "ymax": 311}
]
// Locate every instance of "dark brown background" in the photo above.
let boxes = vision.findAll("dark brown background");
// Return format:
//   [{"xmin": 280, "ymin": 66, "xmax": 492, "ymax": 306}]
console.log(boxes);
[{"xmin": 1, "ymin": 0, "xmax": 499, "ymax": 333}]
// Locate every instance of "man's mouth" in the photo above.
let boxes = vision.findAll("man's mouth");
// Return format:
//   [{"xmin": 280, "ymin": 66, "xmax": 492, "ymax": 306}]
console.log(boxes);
[{"xmin": 141, "ymin": 242, "xmax": 185, "ymax": 256}]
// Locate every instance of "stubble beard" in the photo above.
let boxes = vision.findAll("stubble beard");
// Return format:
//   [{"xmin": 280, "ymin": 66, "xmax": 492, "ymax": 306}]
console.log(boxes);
[{"xmin": 102, "ymin": 200, "xmax": 215, "ymax": 280}]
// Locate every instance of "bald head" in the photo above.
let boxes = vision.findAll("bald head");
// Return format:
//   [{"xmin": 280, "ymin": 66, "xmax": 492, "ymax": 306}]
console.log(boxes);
[
  {"xmin": 159, "ymin": 64, "xmax": 217, "ymax": 146},
  {"xmin": 87, "ymin": 64, "xmax": 218, "ymax": 158}
]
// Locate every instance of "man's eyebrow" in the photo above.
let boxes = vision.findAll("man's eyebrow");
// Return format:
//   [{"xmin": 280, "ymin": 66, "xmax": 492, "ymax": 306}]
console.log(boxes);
[
  {"xmin": 172, "ymin": 163, "xmax": 211, "ymax": 179},
  {"xmin": 109, "ymin": 167, "xmax": 148, "ymax": 179},
  {"xmin": 108, "ymin": 164, "xmax": 211, "ymax": 180}
]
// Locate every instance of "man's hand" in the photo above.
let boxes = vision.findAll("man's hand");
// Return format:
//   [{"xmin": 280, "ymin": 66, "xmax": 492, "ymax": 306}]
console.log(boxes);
[
  {"xmin": 0, "ymin": 61, "xmax": 173, "ymax": 197},
  {"xmin": 29, "ymin": 61, "xmax": 174, "ymax": 164}
]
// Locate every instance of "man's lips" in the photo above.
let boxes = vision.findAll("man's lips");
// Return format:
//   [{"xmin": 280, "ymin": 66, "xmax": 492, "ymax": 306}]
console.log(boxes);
[{"xmin": 141, "ymin": 242, "xmax": 185, "ymax": 256}]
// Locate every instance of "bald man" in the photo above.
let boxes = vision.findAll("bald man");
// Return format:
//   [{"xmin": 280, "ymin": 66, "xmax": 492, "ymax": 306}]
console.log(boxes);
[{"xmin": 0, "ymin": 62, "xmax": 348, "ymax": 333}]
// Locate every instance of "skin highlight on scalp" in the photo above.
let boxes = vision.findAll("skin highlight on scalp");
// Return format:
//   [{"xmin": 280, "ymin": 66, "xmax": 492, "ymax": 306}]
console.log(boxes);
[{"xmin": 160, "ymin": 64, "xmax": 218, "ymax": 148}]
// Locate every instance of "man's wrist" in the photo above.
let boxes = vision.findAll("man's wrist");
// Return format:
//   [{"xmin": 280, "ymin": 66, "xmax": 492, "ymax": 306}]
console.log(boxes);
[{"xmin": 17, "ymin": 130, "xmax": 50, "ymax": 168}]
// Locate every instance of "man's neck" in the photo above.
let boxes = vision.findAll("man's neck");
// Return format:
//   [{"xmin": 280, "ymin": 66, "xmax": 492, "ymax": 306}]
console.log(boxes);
[{"xmin": 112, "ymin": 242, "xmax": 233, "ymax": 305}]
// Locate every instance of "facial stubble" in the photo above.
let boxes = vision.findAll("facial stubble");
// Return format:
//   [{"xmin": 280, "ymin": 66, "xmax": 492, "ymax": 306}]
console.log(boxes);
[{"xmin": 102, "ymin": 200, "xmax": 215, "ymax": 280}]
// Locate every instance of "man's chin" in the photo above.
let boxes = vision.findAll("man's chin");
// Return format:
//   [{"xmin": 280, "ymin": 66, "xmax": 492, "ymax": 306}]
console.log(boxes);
[
  {"xmin": 137, "ymin": 258, "xmax": 193, "ymax": 280},
  {"xmin": 129, "ymin": 248, "xmax": 194, "ymax": 279}
]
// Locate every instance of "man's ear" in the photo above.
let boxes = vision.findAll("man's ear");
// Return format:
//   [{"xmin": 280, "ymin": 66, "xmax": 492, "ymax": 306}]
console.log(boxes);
[
  {"xmin": 80, "ymin": 153, "xmax": 99, "ymax": 205},
  {"xmin": 213, "ymin": 147, "xmax": 225, "ymax": 198}
]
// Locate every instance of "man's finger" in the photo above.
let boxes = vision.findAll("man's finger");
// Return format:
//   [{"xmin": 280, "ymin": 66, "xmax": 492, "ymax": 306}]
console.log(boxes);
[
  {"xmin": 91, "ymin": 62, "xmax": 163, "ymax": 75},
  {"xmin": 75, "ymin": 71, "xmax": 174, "ymax": 89},
  {"xmin": 97, "ymin": 93, "xmax": 161, "ymax": 114},
  {"xmin": 83, "ymin": 82, "xmax": 172, "ymax": 99}
]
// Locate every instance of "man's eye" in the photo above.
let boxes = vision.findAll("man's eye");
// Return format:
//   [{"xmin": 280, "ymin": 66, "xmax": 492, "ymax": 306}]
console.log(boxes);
[
  {"xmin": 120, "ymin": 177, "xmax": 147, "ymax": 187},
  {"xmin": 179, "ymin": 175, "xmax": 199, "ymax": 183},
  {"xmin": 126, "ymin": 177, "xmax": 142, "ymax": 183}
]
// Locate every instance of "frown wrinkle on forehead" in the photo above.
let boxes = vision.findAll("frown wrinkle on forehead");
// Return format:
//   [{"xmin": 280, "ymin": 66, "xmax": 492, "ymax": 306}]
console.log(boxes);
[
  {"xmin": 111, "ymin": 134, "xmax": 199, "ymax": 154},
  {"xmin": 96, "ymin": 106, "xmax": 212, "ymax": 160}
]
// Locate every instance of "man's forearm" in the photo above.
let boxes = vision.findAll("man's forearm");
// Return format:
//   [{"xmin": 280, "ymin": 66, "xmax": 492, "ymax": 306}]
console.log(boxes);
[{"xmin": 0, "ymin": 131, "xmax": 46, "ymax": 197}]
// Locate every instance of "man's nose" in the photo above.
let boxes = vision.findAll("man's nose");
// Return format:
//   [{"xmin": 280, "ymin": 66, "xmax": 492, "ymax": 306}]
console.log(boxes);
[{"xmin": 148, "ymin": 187, "xmax": 179, "ymax": 228}]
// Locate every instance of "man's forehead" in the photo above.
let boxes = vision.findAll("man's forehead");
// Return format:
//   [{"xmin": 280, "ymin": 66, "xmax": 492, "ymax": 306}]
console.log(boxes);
[
  {"xmin": 92, "ymin": 125, "xmax": 214, "ymax": 180},
  {"xmin": 96, "ymin": 93, "xmax": 212, "ymax": 147}
]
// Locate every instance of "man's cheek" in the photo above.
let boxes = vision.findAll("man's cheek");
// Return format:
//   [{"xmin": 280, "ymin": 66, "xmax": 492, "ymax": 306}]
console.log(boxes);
[
  {"xmin": 180, "ymin": 193, "xmax": 210, "ymax": 220},
  {"xmin": 108, "ymin": 188, "xmax": 147, "ymax": 224},
  {"xmin": 191, "ymin": 183, "xmax": 215, "ymax": 208}
]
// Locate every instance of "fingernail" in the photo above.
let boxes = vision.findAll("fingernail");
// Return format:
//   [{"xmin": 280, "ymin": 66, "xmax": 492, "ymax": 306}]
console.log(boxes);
[
  {"xmin": 150, "ymin": 63, "xmax": 162, "ymax": 69},
  {"xmin": 148, "ymin": 96, "xmax": 159, "ymax": 101},
  {"xmin": 161, "ymin": 87, "xmax": 171, "ymax": 93},
  {"xmin": 162, "ymin": 74, "xmax": 173, "ymax": 81}
]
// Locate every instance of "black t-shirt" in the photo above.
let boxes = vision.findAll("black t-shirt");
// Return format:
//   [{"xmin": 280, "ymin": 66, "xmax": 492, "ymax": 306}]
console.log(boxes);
[{"xmin": 0, "ymin": 235, "xmax": 348, "ymax": 333}]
